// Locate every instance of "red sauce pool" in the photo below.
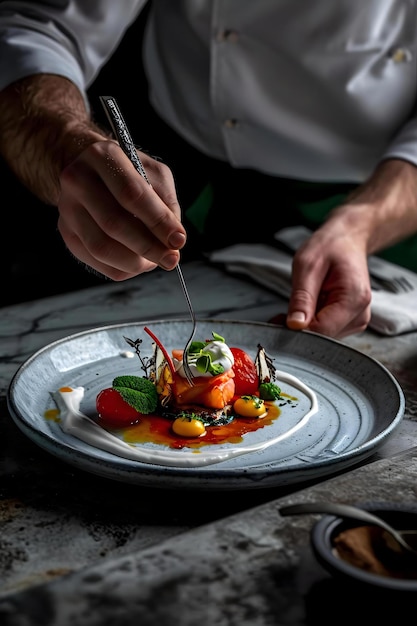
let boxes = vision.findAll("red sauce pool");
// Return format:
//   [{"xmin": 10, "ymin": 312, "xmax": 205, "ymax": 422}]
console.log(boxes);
[{"xmin": 117, "ymin": 401, "xmax": 281, "ymax": 449}]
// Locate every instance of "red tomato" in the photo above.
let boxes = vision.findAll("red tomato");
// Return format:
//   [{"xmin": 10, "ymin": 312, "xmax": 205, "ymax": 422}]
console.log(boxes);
[
  {"xmin": 96, "ymin": 388, "xmax": 140, "ymax": 427},
  {"xmin": 230, "ymin": 347, "xmax": 259, "ymax": 396}
]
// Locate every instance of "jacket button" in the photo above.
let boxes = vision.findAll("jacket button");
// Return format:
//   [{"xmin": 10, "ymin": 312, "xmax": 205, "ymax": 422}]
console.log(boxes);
[{"xmin": 390, "ymin": 48, "xmax": 412, "ymax": 63}]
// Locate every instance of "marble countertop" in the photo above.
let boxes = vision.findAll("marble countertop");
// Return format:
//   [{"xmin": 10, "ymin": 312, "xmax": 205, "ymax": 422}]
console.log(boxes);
[{"xmin": 1, "ymin": 259, "xmax": 417, "ymax": 624}]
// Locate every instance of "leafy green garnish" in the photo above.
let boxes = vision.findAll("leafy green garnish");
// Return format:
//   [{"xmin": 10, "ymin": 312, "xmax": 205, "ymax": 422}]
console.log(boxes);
[
  {"xmin": 259, "ymin": 382, "xmax": 282, "ymax": 401},
  {"xmin": 192, "ymin": 353, "xmax": 225, "ymax": 376},
  {"xmin": 187, "ymin": 332, "xmax": 228, "ymax": 376},
  {"xmin": 112, "ymin": 375, "xmax": 158, "ymax": 414}
]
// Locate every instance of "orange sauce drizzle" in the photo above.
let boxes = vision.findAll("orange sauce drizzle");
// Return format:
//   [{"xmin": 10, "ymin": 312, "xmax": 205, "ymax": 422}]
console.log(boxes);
[{"xmin": 119, "ymin": 402, "xmax": 281, "ymax": 450}]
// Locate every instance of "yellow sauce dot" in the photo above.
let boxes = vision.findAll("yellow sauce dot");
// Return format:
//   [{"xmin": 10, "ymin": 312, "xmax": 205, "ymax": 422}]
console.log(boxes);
[
  {"xmin": 44, "ymin": 408, "xmax": 60, "ymax": 422},
  {"xmin": 233, "ymin": 396, "xmax": 266, "ymax": 418},
  {"xmin": 172, "ymin": 417, "xmax": 206, "ymax": 438},
  {"xmin": 59, "ymin": 386, "xmax": 74, "ymax": 393}
]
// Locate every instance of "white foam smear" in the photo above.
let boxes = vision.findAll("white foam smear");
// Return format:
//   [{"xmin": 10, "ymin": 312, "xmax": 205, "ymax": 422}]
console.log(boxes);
[{"xmin": 52, "ymin": 370, "xmax": 318, "ymax": 468}]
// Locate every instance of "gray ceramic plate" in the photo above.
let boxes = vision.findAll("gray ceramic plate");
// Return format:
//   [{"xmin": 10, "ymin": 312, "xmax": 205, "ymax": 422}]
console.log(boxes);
[{"xmin": 7, "ymin": 319, "xmax": 405, "ymax": 490}]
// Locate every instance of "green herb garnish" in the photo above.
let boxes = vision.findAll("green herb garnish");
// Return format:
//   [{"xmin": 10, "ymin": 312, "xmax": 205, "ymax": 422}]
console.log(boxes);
[
  {"xmin": 258, "ymin": 382, "xmax": 282, "ymax": 401},
  {"xmin": 188, "ymin": 332, "xmax": 229, "ymax": 376},
  {"xmin": 113, "ymin": 375, "xmax": 158, "ymax": 414}
]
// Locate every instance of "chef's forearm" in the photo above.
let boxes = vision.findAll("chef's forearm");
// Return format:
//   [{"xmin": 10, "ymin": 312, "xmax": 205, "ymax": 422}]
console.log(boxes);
[
  {"xmin": 0, "ymin": 74, "xmax": 105, "ymax": 205},
  {"xmin": 324, "ymin": 158, "xmax": 417, "ymax": 255}
]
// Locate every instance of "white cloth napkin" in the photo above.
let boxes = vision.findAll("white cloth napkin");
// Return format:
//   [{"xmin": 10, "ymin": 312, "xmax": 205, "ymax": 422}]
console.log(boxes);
[{"xmin": 208, "ymin": 226, "xmax": 417, "ymax": 336}]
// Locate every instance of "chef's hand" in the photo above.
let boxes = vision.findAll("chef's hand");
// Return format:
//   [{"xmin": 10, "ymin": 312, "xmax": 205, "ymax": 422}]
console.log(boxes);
[
  {"xmin": 57, "ymin": 140, "xmax": 186, "ymax": 280},
  {"xmin": 286, "ymin": 225, "xmax": 372, "ymax": 338},
  {"xmin": 285, "ymin": 158, "xmax": 417, "ymax": 338},
  {"xmin": 0, "ymin": 75, "xmax": 187, "ymax": 281}
]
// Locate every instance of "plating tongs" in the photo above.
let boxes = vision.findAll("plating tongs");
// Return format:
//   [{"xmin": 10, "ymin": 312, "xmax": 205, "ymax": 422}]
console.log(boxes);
[{"xmin": 100, "ymin": 95, "xmax": 196, "ymax": 385}]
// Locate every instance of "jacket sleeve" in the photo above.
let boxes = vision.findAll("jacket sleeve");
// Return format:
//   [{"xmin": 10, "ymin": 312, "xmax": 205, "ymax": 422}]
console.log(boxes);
[
  {"xmin": 382, "ymin": 116, "xmax": 417, "ymax": 168},
  {"xmin": 0, "ymin": 0, "xmax": 147, "ymax": 94}
]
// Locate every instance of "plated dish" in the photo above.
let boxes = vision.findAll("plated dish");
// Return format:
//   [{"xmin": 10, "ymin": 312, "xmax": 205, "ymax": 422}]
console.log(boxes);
[{"xmin": 7, "ymin": 320, "xmax": 405, "ymax": 490}]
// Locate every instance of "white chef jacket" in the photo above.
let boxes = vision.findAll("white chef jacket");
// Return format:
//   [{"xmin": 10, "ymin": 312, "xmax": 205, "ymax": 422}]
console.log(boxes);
[{"xmin": 0, "ymin": 0, "xmax": 416, "ymax": 183}]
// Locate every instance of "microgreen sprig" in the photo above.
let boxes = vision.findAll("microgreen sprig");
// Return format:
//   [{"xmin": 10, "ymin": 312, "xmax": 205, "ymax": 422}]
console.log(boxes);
[{"xmin": 187, "ymin": 332, "xmax": 228, "ymax": 375}]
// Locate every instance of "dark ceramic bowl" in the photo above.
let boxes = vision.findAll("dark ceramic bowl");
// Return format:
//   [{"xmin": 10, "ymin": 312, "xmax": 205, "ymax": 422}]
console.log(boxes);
[{"xmin": 310, "ymin": 502, "xmax": 417, "ymax": 592}]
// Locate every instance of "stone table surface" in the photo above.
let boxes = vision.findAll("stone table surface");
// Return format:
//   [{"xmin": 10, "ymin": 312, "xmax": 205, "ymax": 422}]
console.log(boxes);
[
  {"xmin": 1, "ymin": 259, "xmax": 417, "ymax": 624},
  {"xmin": 2, "ymin": 446, "xmax": 417, "ymax": 625}
]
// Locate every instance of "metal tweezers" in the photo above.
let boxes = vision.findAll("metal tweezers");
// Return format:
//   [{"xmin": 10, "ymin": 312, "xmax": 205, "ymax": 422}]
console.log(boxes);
[{"xmin": 99, "ymin": 95, "xmax": 196, "ymax": 385}]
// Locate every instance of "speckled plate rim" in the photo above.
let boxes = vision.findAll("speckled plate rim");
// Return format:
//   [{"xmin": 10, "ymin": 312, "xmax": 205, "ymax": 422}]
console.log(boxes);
[{"xmin": 7, "ymin": 319, "xmax": 406, "ymax": 491}]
